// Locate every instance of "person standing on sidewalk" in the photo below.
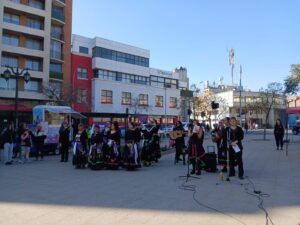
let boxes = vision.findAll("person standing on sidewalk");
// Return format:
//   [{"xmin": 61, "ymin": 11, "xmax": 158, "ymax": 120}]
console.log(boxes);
[
  {"xmin": 32, "ymin": 124, "xmax": 47, "ymax": 161},
  {"xmin": 59, "ymin": 121, "xmax": 70, "ymax": 162},
  {"xmin": 1, "ymin": 122, "xmax": 15, "ymax": 165},
  {"xmin": 274, "ymin": 119, "xmax": 284, "ymax": 150},
  {"xmin": 20, "ymin": 125, "xmax": 32, "ymax": 163},
  {"xmin": 173, "ymin": 121, "xmax": 185, "ymax": 164},
  {"xmin": 226, "ymin": 117, "xmax": 244, "ymax": 180}
]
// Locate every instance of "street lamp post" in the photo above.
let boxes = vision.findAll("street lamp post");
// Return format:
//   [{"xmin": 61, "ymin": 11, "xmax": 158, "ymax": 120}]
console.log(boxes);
[{"xmin": 1, "ymin": 66, "xmax": 31, "ymax": 128}]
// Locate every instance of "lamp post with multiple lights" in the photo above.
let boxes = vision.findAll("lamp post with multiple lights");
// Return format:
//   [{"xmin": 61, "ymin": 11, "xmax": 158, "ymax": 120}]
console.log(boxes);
[{"xmin": 1, "ymin": 66, "xmax": 30, "ymax": 128}]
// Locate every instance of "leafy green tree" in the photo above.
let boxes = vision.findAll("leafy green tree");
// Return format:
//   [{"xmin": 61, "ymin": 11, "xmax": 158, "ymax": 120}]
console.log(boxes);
[{"xmin": 284, "ymin": 64, "xmax": 300, "ymax": 94}]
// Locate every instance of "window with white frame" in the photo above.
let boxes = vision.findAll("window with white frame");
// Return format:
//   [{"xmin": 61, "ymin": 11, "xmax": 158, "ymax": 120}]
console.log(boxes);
[
  {"xmin": 77, "ymin": 89, "xmax": 88, "ymax": 103},
  {"xmin": 77, "ymin": 67, "xmax": 88, "ymax": 79},
  {"xmin": 169, "ymin": 97, "xmax": 177, "ymax": 108},
  {"xmin": 155, "ymin": 95, "xmax": 163, "ymax": 107},
  {"xmin": 101, "ymin": 90, "xmax": 113, "ymax": 104},
  {"xmin": 122, "ymin": 92, "xmax": 131, "ymax": 105},
  {"xmin": 139, "ymin": 94, "xmax": 148, "ymax": 106},
  {"xmin": 0, "ymin": 78, "xmax": 16, "ymax": 90}
]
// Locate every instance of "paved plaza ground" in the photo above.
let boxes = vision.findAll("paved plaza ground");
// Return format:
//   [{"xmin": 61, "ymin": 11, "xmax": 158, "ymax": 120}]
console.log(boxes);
[{"xmin": 0, "ymin": 131, "xmax": 300, "ymax": 225}]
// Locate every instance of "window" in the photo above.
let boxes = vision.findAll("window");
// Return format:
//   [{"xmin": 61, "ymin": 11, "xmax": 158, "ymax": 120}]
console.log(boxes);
[
  {"xmin": 3, "ymin": 13, "xmax": 20, "ymax": 25},
  {"xmin": 77, "ymin": 67, "xmax": 88, "ymax": 79},
  {"xmin": 165, "ymin": 78, "xmax": 177, "ymax": 89},
  {"xmin": 135, "ymin": 76, "xmax": 149, "ymax": 85},
  {"xmin": 1, "ymin": 55, "xmax": 18, "ymax": 68},
  {"xmin": 25, "ymin": 58, "xmax": 42, "ymax": 71},
  {"xmin": 28, "ymin": 0, "xmax": 45, "ymax": 10},
  {"xmin": 169, "ymin": 97, "xmax": 177, "ymax": 108},
  {"xmin": 92, "ymin": 47, "xmax": 149, "ymax": 67},
  {"xmin": 24, "ymin": 80, "xmax": 39, "ymax": 92},
  {"xmin": 2, "ymin": 34, "xmax": 19, "ymax": 47},
  {"xmin": 49, "ymin": 81, "xmax": 61, "ymax": 96},
  {"xmin": 155, "ymin": 95, "xmax": 163, "ymax": 107},
  {"xmin": 25, "ymin": 38, "xmax": 43, "ymax": 50},
  {"xmin": 101, "ymin": 90, "xmax": 112, "ymax": 104},
  {"xmin": 26, "ymin": 18, "xmax": 43, "ymax": 30},
  {"xmin": 97, "ymin": 69, "xmax": 116, "ymax": 80},
  {"xmin": 50, "ymin": 63, "xmax": 62, "ymax": 73},
  {"xmin": 79, "ymin": 46, "xmax": 89, "ymax": 54},
  {"xmin": 0, "ymin": 78, "xmax": 16, "ymax": 90},
  {"xmin": 77, "ymin": 89, "xmax": 88, "ymax": 103},
  {"xmin": 51, "ymin": 25, "xmax": 63, "ymax": 39},
  {"xmin": 50, "ymin": 40, "xmax": 62, "ymax": 59},
  {"xmin": 139, "ymin": 94, "xmax": 148, "ymax": 106},
  {"xmin": 122, "ymin": 92, "xmax": 131, "ymax": 105},
  {"xmin": 151, "ymin": 76, "xmax": 164, "ymax": 87}
]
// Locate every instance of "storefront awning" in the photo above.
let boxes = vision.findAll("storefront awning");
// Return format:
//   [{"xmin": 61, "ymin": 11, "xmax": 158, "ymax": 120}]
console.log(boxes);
[
  {"xmin": 42, "ymin": 106, "xmax": 86, "ymax": 119},
  {"xmin": 286, "ymin": 107, "xmax": 300, "ymax": 114},
  {"xmin": 0, "ymin": 104, "xmax": 32, "ymax": 112}
]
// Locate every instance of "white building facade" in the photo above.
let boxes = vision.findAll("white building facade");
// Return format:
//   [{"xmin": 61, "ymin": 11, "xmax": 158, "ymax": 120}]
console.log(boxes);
[{"xmin": 71, "ymin": 34, "xmax": 187, "ymax": 123}]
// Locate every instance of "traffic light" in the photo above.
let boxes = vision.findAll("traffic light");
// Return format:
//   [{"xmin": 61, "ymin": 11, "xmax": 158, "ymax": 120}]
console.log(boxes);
[{"xmin": 211, "ymin": 101, "xmax": 219, "ymax": 109}]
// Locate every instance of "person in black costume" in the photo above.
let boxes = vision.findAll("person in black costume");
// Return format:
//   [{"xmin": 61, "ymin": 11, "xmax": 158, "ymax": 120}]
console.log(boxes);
[
  {"xmin": 225, "ymin": 117, "xmax": 244, "ymax": 179},
  {"xmin": 188, "ymin": 121, "xmax": 205, "ymax": 175},
  {"xmin": 274, "ymin": 119, "xmax": 284, "ymax": 150},
  {"xmin": 173, "ymin": 121, "xmax": 185, "ymax": 164},
  {"xmin": 59, "ymin": 121, "xmax": 70, "ymax": 162},
  {"xmin": 72, "ymin": 123, "xmax": 88, "ymax": 169},
  {"xmin": 88, "ymin": 125, "xmax": 105, "ymax": 169},
  {"xmin": 212, "ymin": 119, "xmax": 227, "ymax": 172},
  {"xmin": 32, "ymin": 124, "xmax": 47, "ymax": 161},
  {"xmin": 106, "ymin": 121, "xmax": 121, "ymax": 169},
  {"xmin": 151, "ymin": 119, "xmax": 161, "ymax": 162},
  {"xmin": 141, "ymin": 121, "xmax": 156, "ymax": 166},
  {"xmin": 124, "ymin": 122, "xmax": 141, "ymax": 170}
]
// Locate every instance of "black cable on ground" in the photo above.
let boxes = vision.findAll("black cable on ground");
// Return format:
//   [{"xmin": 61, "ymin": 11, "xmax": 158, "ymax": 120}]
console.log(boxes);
[
  {"xmin": 178, "ymin": 178, "xmax": 247, "ymax": 225},
  {"xmin": 243, "ymin": 176, "xmax": 275, "ymax": 225}
]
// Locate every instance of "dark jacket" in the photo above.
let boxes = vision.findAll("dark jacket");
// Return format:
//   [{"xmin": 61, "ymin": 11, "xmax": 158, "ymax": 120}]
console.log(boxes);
[
  {"xmin": 1, "ymin": 128, "xmax": 16, "ymax": 144},
  {"xmin": 59, "ymin": 126, "xmax": 70, "ymax": 146},
  {"xmin": 274, "ymin": 124, "xmax": 284, "ymax": 137},
  {"xmin": 32, "ymin": 130, "xmax": 46, "ymax": 147},
  {"xmin": 226, "ymin": 126, "xmax": 244, "ymax": 151}
]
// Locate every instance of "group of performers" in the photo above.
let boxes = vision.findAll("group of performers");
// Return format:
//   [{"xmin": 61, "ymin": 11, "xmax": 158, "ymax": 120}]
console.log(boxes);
[
  {"xmin": 172, "ymin": 117, "xmax": 244, "ymax": 179},
  {"xmin": 211, "ymin": 117, "xmax": 244, "ymax": 180},
  {"xmin": 71, "ymin": 120, "xmax": 161, "ymax": 170}
]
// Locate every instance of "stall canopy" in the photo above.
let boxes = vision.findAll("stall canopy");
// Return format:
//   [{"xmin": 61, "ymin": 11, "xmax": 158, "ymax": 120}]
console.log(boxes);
[
  {"xmin": 286, "ymin": 107, "xmax": 300, "ymax": 114},
  {"xmin": 43, "ymin": 106, "xmax": 86, "ymax": 119}
]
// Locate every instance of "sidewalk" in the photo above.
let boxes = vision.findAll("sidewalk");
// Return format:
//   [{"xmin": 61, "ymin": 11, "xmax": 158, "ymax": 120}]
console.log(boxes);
[{"xmin": 0, "ymin": 133, "xmax": 299, "ymax": 225}]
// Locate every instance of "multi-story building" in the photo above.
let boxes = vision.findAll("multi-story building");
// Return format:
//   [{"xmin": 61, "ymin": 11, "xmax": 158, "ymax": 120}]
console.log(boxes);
[
  {"xmin": 71, "ymin": 34, "xmax": 188, "ymax": 125},
  {"xmin": 0, "ymin": 0, "xmax": 72, "ymax": 123}
]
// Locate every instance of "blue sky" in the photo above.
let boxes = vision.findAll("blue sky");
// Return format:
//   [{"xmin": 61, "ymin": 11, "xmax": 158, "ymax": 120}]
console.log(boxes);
[{"xmin": 72, "ymin": 0, "xmax": 299, "ymax": 91}]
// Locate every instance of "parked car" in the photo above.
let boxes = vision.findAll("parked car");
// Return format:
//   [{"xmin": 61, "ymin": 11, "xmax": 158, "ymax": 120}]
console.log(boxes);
[
  {"xmin": 160, "ymin": 124, "xmax": 174, "ymax": 136},
  {"xmin": 292, "ymin": 122, "xmax": 300, "ymax": 135}
]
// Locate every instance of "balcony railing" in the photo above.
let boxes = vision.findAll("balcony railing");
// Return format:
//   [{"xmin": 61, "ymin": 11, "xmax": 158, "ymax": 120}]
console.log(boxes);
[
  {"xmin": 51, "ymin": 31, "xmax": 64, "ymax": 41},
  {"xmin": 51, "ymin": 10, "xmax": 65, "ymax": 22},
  {"xmin": 49, "ymin": 71, "xmax": 63, "ymax": 80},
  {"xmin": 50, "ymin": 50, "xmax": 64, "ymax": 61}
]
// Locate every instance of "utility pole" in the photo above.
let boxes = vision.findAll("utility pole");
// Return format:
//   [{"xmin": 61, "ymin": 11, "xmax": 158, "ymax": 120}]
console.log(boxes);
[
  {"xmin": 229, "ymin": 49, "xmax": 235, "ymax": 85},
  {"xmin": 239, "ymin": 65, "xmax": 242, "ymax": 127}
]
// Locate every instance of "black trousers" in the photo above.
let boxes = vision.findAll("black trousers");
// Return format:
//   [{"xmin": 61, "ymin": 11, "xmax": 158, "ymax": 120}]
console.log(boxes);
[
  {"xmin": 61, "ymin": 144, "xmax": 69, "ymax": 162},
  {"xmin": 35, "ymin": 144, "xmax": 44, "ymax": 159},
  {"xmin": 275, "ymin": 134, "xmax": 283, "ymax": 148},
  {"xmin": 229, "ymin": 148, "xmax": 244, "ymax": 177}
]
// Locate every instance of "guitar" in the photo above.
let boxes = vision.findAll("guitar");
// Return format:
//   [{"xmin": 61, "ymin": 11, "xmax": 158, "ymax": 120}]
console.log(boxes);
[{"xmin": 170, "ymin": 130, "xmax": 183, "ymax": 139}]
